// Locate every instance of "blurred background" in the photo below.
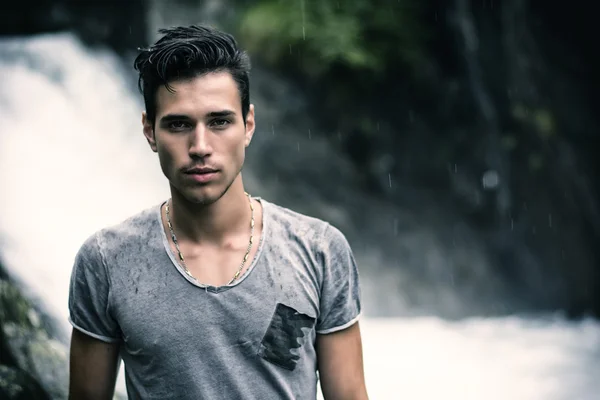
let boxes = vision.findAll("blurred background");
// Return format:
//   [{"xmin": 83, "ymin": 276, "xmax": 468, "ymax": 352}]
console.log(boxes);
[{"xmin": 1, "ymin": 0, "xmax": 599, "ymax": 399}]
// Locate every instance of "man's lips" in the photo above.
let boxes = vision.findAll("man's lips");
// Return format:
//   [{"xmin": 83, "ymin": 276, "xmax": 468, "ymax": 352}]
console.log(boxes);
[
  {"xmin": 184, "ymin": 167, "xmax": 218, "ymax": 174},
  {"xmin": 184, "ymin": 167, "xmax": 219, "ymax": 183}
]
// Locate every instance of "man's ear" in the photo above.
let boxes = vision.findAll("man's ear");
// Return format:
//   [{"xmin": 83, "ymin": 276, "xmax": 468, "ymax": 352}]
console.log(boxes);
[
  {"xmin": 244, "ymin": 104, "xmax": 256, "ymax": 147},
  {"xmin": 142, "ymin": 112, "xmax": 157, "ymax": 152}
]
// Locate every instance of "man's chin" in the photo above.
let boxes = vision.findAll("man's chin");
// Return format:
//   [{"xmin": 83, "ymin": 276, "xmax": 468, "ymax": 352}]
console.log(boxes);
[
  {"xmin": 181, "ymin": 187, "xmax": 226, "ymax": 206},
  {"xmin": 171, "ymin": 175, "xmax": 237, "ymax": 205},
  {"xmin": 184, "ymin": 193, "xmax": 218, "ymax": 206}
]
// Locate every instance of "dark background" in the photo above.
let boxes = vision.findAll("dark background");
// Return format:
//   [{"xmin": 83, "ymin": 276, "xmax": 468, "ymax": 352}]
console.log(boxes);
[{"xmin": 1, "ymin": 0, "xmax": 598, "ymax": 317}]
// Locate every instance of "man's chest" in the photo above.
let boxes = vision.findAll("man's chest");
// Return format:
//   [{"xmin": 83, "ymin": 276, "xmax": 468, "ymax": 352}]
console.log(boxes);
[
  {"xmin": 166, "ymin": 235, "xmax": 261, "ymax": 288},
  {"xmin": 110, "ymin": 257, "xmax": 321, "ymax": 371}
]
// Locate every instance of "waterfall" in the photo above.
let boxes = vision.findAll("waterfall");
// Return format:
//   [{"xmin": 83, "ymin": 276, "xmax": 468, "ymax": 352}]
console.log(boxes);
[
  {"xmin": 0, "ymin": 33, "xmax": 168, "ymax": 333},
  {"xmin": 1, "ymin": 32, "xmax": 599, "ymax": 400}
]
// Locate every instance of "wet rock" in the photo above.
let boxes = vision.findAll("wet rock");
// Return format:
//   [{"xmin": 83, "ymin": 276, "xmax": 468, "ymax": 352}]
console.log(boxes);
[
  {"xmin": 0, "ymin": 277, "xmax": 68, "ymax": 400},
  {"xmin": 0, "ymin": 364, "xmax": 49, "ymax": 400}
]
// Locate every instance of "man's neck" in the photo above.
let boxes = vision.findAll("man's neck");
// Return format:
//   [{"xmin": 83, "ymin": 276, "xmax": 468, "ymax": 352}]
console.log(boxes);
[{"xmin": 168, "ymin": 180, "xmax": 252, "ymax": 244}]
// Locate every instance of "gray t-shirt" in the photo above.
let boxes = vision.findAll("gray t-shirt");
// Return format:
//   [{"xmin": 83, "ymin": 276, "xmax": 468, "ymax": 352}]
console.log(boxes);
[{"xmin": 68, "ymin": 197, "xmax": 362, "ymax": 399}]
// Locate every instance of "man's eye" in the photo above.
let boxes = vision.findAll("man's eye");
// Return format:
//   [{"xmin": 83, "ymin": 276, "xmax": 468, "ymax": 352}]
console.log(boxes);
[
  {"xmin": 168, "ymin": 121, "xmax": 191, "ymax": 131},
  {"xmin": 211, "ymin": 119, "xmax": 230, "ymax": 128}
]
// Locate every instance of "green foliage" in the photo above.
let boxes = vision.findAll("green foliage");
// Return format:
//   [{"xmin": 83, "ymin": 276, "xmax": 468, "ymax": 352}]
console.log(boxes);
[
  {"xmin": 528, "ymin": 152, "xmax": 544, "ymax": 172},
  {"xmin": 501, "ymin": 134, "xmax": 518, "ymax": 150},
  {"xmin": 236, "ymin": 0, "xmax": 426, "ymax": 78},
  {"xmin": 532, "ymin": 109, "xmax": 555, "ymax": 139},
  {"xmin": 512, "ymin": 103, "xmax": 556, "ymax": 139},
  {"xmin": 0, "ymin": 281, "xmax": 34, "ymax": 329}
]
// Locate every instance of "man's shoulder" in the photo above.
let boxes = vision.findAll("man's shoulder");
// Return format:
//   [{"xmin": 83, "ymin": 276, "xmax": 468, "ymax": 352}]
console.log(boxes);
[
  {"xmin": 81, "ymin": 203, "xmax": 161, "ymax": 252},
  {"xmin": 263, "ymin": 198, "xmax": 329, "ymax": 234},
  {"xmin": 262, "ymin": 198, "xmax": 349, "ymax": 248}
]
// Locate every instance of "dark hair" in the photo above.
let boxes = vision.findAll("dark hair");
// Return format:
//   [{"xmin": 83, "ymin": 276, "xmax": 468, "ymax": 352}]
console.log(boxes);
[{"xmin": 133, "ymin": 25, "xmax": 251, "ymax": 127}]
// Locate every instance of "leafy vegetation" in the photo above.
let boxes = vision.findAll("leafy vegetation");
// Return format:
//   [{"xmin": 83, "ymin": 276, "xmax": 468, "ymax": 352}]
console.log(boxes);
[
  {"xmin": 237, "ymin": 0, "xmax": 426, "ymax": 78},
  {"xmin": 230, "ymin": 0, "xmax": 600, "ymax": 317}
]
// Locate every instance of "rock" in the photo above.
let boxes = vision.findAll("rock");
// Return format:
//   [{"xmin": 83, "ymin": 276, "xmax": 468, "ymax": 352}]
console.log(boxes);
[
  {"xmin": 2, "ymin": 323, "xmax": 68, "ymax": 399},
  {"xmin": 0, "ymin": 364, "xmax": 49, "ymax": 400},
  {"xmin": 0, "ymin": 276, "xmax": 68, "ymax": 400}
]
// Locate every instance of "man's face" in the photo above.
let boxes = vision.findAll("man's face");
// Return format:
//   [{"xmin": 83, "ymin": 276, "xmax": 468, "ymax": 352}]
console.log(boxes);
[{"xmin": 142, "ymin": 71, "xmax": 255, "ymax": 205}]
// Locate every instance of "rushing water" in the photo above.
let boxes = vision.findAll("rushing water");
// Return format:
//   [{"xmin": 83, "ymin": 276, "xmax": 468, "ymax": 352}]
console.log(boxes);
[{"xmin": 1, "ymin": 33, "xmax": 598, "ymax": 400}]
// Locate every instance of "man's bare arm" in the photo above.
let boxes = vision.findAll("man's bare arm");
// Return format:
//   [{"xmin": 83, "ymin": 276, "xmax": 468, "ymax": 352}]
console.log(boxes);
[
  {"xmin": 69, "ymin": 328, "xmax": 121, "ymax": 400},
  {"xmin": 316, "ymin": 322, "xmax": 369, "ymax": 400}
]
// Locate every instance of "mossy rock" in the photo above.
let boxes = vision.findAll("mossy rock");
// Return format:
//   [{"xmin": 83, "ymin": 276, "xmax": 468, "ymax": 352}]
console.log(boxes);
[
  {"xmin": 0, "ymin": 364, "xmax": 49, "ymax": 400},
  {"xmin": 3, "ymin": 323, "xmax": 68, "ymax": 400},
  {"xmin": 0, "ymin": 278, "xmax": 68, "ymax": 400},
  {"xmin": 0, "ymin": 281, "xmax": 36, "ymax": 329}
]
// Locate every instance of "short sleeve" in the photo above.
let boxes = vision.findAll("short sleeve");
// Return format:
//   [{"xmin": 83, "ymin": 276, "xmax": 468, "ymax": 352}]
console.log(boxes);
[
  {"xmin": 315, "ymin": 224, "xmax": 362, "ymax": 334},
  {"xmin": 68, "ymin": 232, "xmax": 121, "ymax": 343}
]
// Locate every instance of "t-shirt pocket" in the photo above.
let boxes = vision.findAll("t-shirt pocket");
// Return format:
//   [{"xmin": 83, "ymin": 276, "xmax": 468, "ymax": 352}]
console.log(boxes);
[{"xmin": 258, "ymin": 303, "xmax": 316, "ymax": 371}]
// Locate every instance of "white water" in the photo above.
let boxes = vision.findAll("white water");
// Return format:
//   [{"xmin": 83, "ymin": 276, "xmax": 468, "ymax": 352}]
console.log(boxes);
[{"xmin": 1, "ymin": 33, "xmax": 598, "ymax": 400}]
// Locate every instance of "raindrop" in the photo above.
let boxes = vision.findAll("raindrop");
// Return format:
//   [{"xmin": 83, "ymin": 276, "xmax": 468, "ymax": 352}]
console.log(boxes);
[
  {"xmin": 308, "ymin": 129, "xmax": 311, "ymax": 139},
  {"xmin": 272, "ymin": 124, "xmax": 275, "ymax": 135},
  {"xmin": 510, "ymin": 218, "xmax": 514, "ymax": 230},
  {"xmin": 454, "ymin": 164, "xmax": 458, "ymax": 173},
  {"xmin": 301, "ymin": 0, "xmax": 306, "ymax": 40},
  {"xmin": 388, "ymin": 173, "xmax": 392, "ymax": 188},
  {"xmin": 482, "ymin": 170, "xmax": 500, "ymax": 190},
  {"xmin": 297, "ymin": 142, "xmax": 300, "ymax": 152}
]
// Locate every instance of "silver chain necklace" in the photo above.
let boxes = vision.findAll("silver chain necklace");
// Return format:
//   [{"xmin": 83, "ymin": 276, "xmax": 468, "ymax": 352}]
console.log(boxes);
[{"xmin": 165, "ymin": 192, "xmax": 255, "ymax": 285}]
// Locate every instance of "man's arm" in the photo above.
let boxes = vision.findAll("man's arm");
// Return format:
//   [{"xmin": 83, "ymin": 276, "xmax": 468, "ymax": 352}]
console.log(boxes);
[
  {"xmin": 69, "ymin": 328, "xmax": 121, "ymax": 400},
  {"xmin": 316, "ymin": 321, "xmax": 369, "ymax": 400}
]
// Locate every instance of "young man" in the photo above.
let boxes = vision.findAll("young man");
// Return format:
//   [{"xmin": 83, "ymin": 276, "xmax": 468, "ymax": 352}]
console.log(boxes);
[{"xmin": 68, "ymin": 25, "xmax": 368, "ymax": 400}]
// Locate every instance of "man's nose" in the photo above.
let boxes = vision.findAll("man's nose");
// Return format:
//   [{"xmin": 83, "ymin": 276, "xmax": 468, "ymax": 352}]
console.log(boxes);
[{"xmin": 189, "ymin": 125, "xmax": 212, "ymax": 157}]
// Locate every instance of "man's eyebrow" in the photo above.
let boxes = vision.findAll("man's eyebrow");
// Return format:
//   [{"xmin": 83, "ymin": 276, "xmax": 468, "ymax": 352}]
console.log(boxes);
[
  {"xmin": 159, "ymin": 114, "xmax": 192, "ymax": 124},
  {"xmin": 206, "ymin": 110, "xmax": 236, "ymax": 118},
  {"xmin": 159, "ymin": 110, "xmax": 236, "ymax": 124}
]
